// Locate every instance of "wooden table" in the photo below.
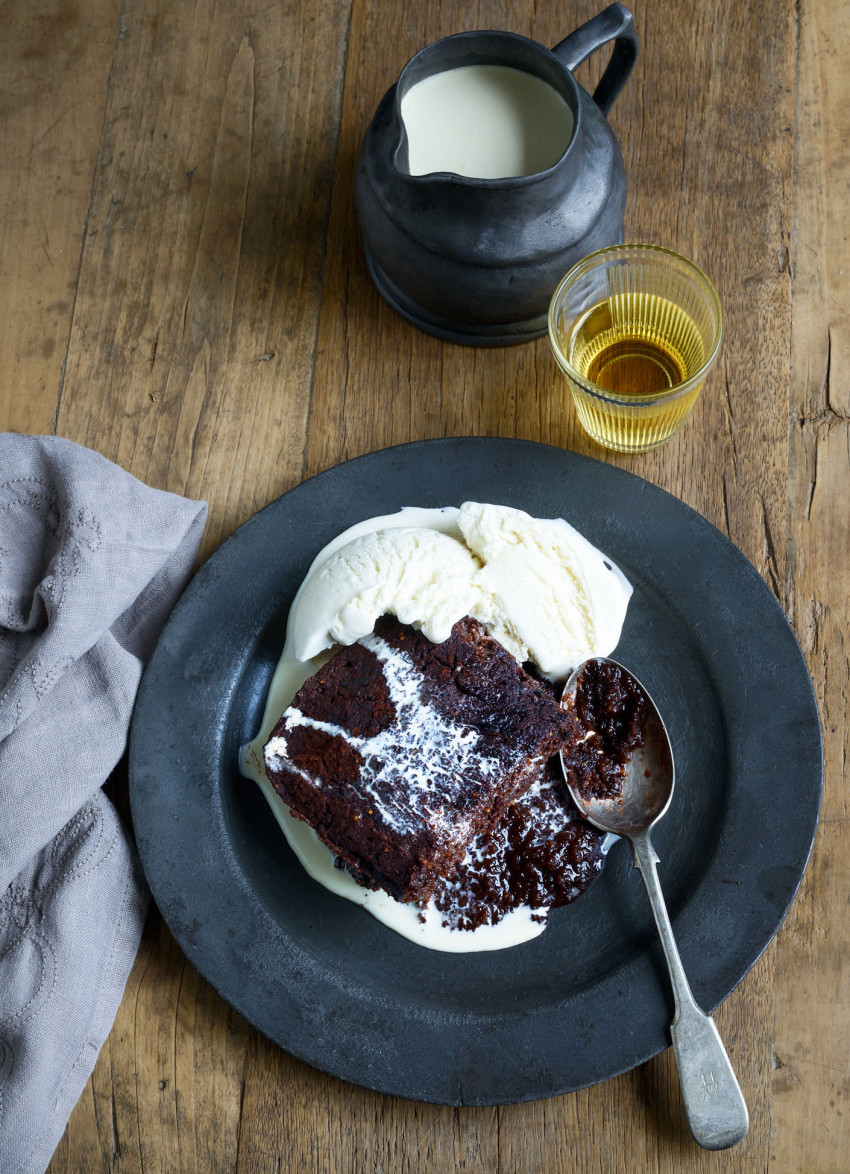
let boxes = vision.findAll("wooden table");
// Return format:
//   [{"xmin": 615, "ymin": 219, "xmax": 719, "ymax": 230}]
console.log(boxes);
[{"xmin": 2, "ymin": 0, "xmax": 846, "ymax": 1169}]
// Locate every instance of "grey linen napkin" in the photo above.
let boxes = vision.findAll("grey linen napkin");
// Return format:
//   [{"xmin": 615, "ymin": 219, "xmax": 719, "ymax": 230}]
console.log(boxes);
[{"xmin": 0, "ymin": 434, "xmax": 206, "ymax": 1174}]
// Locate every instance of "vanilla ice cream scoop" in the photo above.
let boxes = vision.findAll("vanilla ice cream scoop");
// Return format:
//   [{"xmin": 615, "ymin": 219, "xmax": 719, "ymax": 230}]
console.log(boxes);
[
  {"xmin": 289, "ymin": 502, "xmax": 631, "ymax": 678},
  {"xmin": 459, "ymin": 502, "xmax": 631, "ymax": 677},
  {"xmin": 292, "ymin": 515, "xmax": 478, "ymax": 659}
]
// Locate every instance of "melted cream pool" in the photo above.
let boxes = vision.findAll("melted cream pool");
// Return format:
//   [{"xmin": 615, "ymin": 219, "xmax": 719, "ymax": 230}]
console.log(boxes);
[{"xmin": 239, "ymin": 506, "xmax": 625, "ymax": 952}]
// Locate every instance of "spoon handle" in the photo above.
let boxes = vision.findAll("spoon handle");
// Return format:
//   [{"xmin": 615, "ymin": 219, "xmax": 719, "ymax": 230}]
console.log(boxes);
[{"xmin": 631, "ymin": 830, "xmax": 749, "ymax": 1150}]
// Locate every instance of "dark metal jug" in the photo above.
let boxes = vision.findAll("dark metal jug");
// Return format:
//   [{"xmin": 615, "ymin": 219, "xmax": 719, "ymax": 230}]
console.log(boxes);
[{"xmin": 355, "ymin": 3, "xmax": 639, "ymax": 345}]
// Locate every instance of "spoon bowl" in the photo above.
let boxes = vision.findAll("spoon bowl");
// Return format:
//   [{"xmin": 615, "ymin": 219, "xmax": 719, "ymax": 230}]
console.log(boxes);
[
  {"xmin": 560, "ymin": 657, "xmax": 749, "ymax": 1151},
  {"xmin": 560, "ymin": 658, "xmax": 674, "ymax": 837}
]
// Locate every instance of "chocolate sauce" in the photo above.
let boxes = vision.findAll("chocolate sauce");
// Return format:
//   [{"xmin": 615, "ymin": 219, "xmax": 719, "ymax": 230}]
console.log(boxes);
[
  {"xmin": 563, "ymin": 659, "xmax": 648, "ymax": 801},
  {"xmin": 430, "ymin": 760, "xmax": 605, "ymax": 931}
]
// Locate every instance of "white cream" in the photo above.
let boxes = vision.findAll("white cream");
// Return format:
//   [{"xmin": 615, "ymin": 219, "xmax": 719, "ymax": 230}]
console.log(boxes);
[
  {"xmin": 292, "ymin": 521, "xmax": 478, "ymax": 658},
  {"xmin": 400, "ymin": 64, "xmax": 574, "ymax": 180},
  {"xmin": 239, "ymin": 504, "xmax": 631, "ymax": 952},
  {"xmin": 291, "ymin": 502, "xmax": 632, "ymax": 678},
  {"xmin": 458, "ymin": 502, "xmax": 632, "ymax": 677}
]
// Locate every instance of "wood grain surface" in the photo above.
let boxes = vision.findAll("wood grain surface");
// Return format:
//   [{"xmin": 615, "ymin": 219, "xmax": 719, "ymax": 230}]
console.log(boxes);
[{"xmin": 0, "ymin": 0, "xmax": 845, "ymax": 1169}]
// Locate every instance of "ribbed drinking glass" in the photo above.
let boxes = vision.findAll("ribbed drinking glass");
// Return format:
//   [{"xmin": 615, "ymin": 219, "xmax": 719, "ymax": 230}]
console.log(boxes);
[{"xmin": 548, "ymin": 245, "xmax": 722, "ymax": 453}]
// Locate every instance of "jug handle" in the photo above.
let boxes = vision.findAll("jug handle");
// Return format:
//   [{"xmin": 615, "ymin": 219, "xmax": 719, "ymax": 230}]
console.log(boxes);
[{"xmin": 552, "ymin": 2, "xmax": 639, "ymax": 117}]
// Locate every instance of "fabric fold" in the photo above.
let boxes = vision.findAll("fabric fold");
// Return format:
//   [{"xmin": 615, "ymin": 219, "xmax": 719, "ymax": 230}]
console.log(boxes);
[{"xmin": 0, "ymin": 434, "xmax": 207, "ymax": 1174}]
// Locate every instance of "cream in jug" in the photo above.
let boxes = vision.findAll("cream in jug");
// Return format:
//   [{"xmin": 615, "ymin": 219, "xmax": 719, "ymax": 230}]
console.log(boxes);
[{"xmin": 400, "ymin": 64, "xmax": 574, "ymax": 179}]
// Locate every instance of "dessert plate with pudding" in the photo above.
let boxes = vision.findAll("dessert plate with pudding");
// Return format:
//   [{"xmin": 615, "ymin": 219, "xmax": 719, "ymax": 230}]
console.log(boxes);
[
  {"xmin": 129, "ymin": 438, "xmax": 822, "ymax": 1105},
  {"xmin": 240, "ymin": 500, "xmax": 634, "ymax": 952}
]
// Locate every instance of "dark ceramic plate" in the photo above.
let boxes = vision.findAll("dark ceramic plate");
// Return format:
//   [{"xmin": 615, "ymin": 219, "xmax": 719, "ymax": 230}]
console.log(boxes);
[{"xmin": 129, "ymin": 438, "xmax": 822, "ymax": 1106}]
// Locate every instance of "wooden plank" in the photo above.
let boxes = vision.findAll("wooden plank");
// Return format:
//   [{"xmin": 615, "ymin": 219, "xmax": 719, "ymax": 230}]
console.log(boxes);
[
  {"xmin": 46, "ymin": 0, "xmax": 352, "ymax": 1170},
  {"xmin": 772, "ymin": 0, "xmax": 850, "ymax": 1166},
  {"xmin": 304, "ymin": 0, "xmax": 794, "ymax": 1165},
  {"xmin": 0, "ymin": 0, "xmax": 120, "ymax": 437},
  {"xmin": 306, "ymin": 0, "xmax": 795, "ymax": 573},
  {"xmin": 53, "ymin": 0, "xmax": 351, "ymax": 560},
  {"xmin": 33, "ymin": 0, "xmax": 811, "ymax": 1168}
]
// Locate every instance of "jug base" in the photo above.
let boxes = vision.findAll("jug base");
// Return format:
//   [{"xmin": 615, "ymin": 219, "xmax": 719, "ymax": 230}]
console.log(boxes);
[{"xmin": 364, "ymin": 248, "xmax": 548, "ymax": 347}]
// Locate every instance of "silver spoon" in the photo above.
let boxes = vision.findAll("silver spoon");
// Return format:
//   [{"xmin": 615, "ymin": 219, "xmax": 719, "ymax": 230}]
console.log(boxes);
[{"xmin": 560, "ymin": 657, "xmax": 749, "ymax": 1150}]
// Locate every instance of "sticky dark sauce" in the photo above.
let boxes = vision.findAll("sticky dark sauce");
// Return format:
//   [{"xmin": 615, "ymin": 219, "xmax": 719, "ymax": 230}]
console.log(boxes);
[
  {"xmin": 563, "ymin": 660, "xmax": 648, "ymax": 801},
  {"xmin": 430, "ymin": 761, "xmax": 606, "ymax": 931}
]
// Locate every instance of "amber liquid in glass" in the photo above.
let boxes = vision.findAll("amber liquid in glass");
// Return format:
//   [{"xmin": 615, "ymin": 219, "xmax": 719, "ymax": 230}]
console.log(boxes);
[{"xmin": 564, "ymin": 292, "xmax": 706, "ymax": 451}]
